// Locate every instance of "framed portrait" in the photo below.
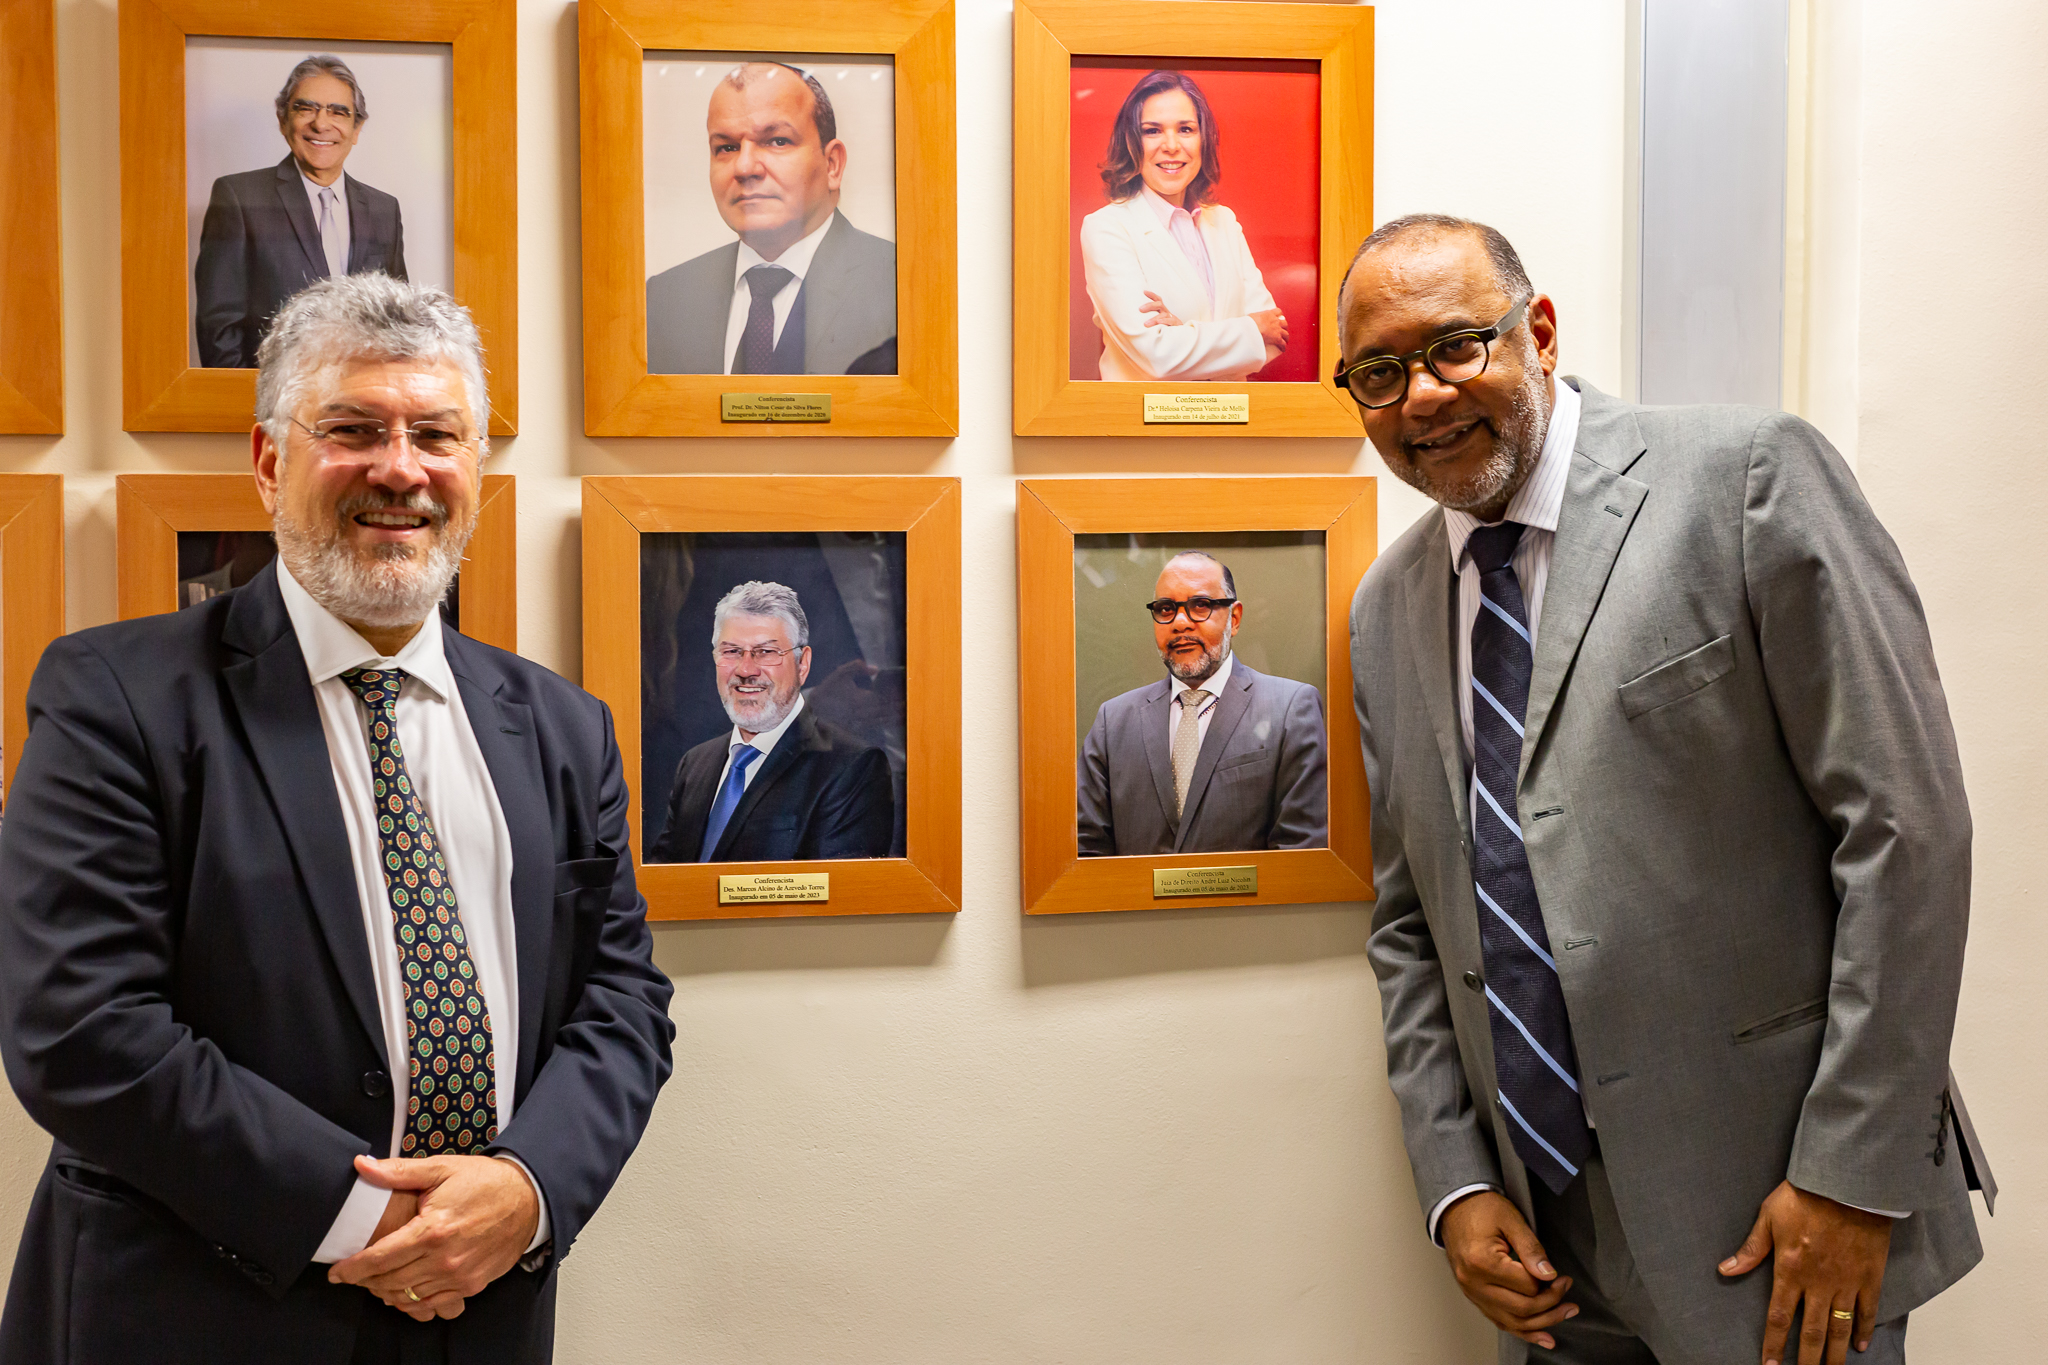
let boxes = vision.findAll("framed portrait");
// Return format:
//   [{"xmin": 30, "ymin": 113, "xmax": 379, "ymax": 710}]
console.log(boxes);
[
  {"xmin": 0, "ymin": 0, "xmax": 62, "ymax": 433},
  {"xmin": 114, "ymin": 472, "xmax": 518, "ymax": 651},
  {"xmin": 1017, "ymin": 478, "xmax": 1375, "ymax": 915},
  {"xmin": 0, "ymin": 474, "xmax": 65, "ymax": 803},
  {"xmin": 582, "ymin": 476, "xmax": 960, "ymax": 919},
  {"xmin": 119, "ymin": 0, "xmax": 517, "ymax": 434},
  {"xmin": 1012, "ymin": 1, "xmax": 1372, "ymax": 437},
  {"xmin": 578, "ymin": 0, "xmax": 957, "ymax": 437}
]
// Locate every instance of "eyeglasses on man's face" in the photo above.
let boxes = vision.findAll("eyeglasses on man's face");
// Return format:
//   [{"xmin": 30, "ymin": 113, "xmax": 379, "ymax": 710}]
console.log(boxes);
[
  {"xmin": 1146, "ymin": 596, "xmax": 1237, "ymax": 625},
  {"xmin": 1333, "ymin": 300, "xmax": 1528, "ymax": 409},
  {"xmin": 714, "ymin": 644, "xmax": 802, "ymax": 666},
  {"xmin": 292, "ymin": 417, "xmax": 479, "ymax": 466},
  {"xmin": 289, "ymin": 99, "xmax": 359, "ymax": 124}
]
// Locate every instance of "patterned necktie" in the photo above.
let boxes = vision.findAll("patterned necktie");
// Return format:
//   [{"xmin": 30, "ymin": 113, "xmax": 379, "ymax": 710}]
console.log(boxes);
[
  {"xmin": 1467, "ymin": 523, "xmax": 1591, "ymax": 1194},
  {"xmin": 735, "ymin": 265, "xmax": 794, "ymax": 373},
  {"xmin": 1171, "ymin": 688, "xmax": 1210, "ymax": 820},
  {"xmin": 316, "ymin": 185, "xmax": 346, "ymax": 278},
  {"xmin": 340, "ymin": 668, "xmax": 497, "ymax": 1157},
  {"xmin": 699, "ymin": 744, "xmax": 764, "ymax": 861}
]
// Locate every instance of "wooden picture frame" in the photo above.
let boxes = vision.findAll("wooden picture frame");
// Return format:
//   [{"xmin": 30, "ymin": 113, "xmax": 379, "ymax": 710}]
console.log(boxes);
[
  {"xmin": 1012, "ymin": 0, "xmax": 1372, "ymax": 437},
  {"xmin": 0, "ymin": 0, "xmax": 63, "ymax": 433},
  {"xmin": 1018, "ymin": 477, "xmax": 1375, "ymax": 914},
  {"xmin": 114, "ymin": 472, "xmax": 518, "ymax": 651},
  {"xmin": 578, "ymin": 0, "xmax": 958, "ymax": 438},
  {"xmin": 119, "ymin": 0, "xmax": 518, "ymax": 434},
  {"xmin": 0, "ymin": 474, "xmax": 65, "ymax": 793},
  {"xmin": 583, "ymin": 476, "xmax": 961, "ymax": 919}
]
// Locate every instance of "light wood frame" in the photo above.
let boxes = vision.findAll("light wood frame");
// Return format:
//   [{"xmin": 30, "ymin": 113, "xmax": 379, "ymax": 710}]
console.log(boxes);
[
  {"xmin": 583, "ymin": 476, "xmax": 961, "ymax": 919},
  {"xmin": 1012, "ymin": 1, "xmax": 1372, "ymax": 437},
  {"xmin": 119, "ymin": 0, "xmax": 518, "ymax": 434},
  {"xmin": 578, "ymin": 0, "xmax": 958, "ymax": 438},
  {"xmin": 114, "ymin": 472, "xmax": 518, "ymax": 651},
  {"xmin": 1, "ymin": 0, "xmax": 63, "ymax": 433},
  {"xmin": 0, "ymin": 475, "xmax": 65, "ymax": 792},
  {"xmin": 1018, "ymin": 478, "xmax": 1375, "ymax": 914}
]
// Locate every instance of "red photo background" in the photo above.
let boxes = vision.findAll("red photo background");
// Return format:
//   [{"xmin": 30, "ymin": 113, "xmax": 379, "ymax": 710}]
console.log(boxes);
[{"xmin": 1069, "ymin": 57, "xmax": 1320, "ymax": 383}]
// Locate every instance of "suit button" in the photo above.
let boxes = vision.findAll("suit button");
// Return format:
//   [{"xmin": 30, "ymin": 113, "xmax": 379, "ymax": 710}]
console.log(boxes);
[
  {"xmin": 241, "ymin": 1263, "xmax": 274, "ymax": 1287},
  {"xmin": 1462, "ymin": 971, "xmax": 1482, "ymax": 993},
  {"xmin": 362, "ymin": 1070, "xmax": 390, "ymax": 1098}
]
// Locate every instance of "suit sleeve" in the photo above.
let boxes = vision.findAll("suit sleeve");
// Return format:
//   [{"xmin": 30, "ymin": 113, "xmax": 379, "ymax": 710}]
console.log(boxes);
[
  {"xmin": 1265, "ymin": 682, "xmax": 1328, "ymax": 850},
  {"xmin": 193, "ymin": 177, "xmax": 252, "ymax": 368},
  {"xmin": 1351, "ymin": 580, "xmax": 1504, "ymax": 1231},
  {"xmin": 1228, "ymin": 213, "xmax": 1278, "ymax": 316},
  {"xmin": 1741, "ymin": 413, "xmax": 1973, "ymax": 1212},
  {"xmin": 0, "ymin": 636, "xmax": 369, "ymax": 1284},
  {"xmin": 807, "ymin": 750, "xmax": 894, "ymax": 860},
  {"xmin": 1076, "ymin": 708, "xmax": 1116, "ymax": 857},
  {"xmin": 488, "ymin": 702, "xmax": 675, "ymax": 1257},
  {"xmin": 1079, "ymin": 210, "xmax": 1265, "ymax": 380}
]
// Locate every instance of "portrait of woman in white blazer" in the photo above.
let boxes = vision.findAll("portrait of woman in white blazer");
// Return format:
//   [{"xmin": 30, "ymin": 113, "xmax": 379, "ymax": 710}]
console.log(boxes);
[{"xmin": 1077, "ymin": 69, "xmax": 1289, "ymax": 382}]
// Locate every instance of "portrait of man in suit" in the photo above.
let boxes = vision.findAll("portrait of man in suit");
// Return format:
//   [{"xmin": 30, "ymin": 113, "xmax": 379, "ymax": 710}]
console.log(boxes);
[
  {"xmin": 1341, "ymin": 215, "xmax": 1989, "ymax": 1365},
  {"xmin": 645, "ymin": 60, "xmax": 897, "ymax": 377},
  {"xmin": 648, "ymin": 580, "xmax": 894, "ymax": 865},
  {"xmin": 1077, "ymin": 550, "xmax": 1328, "ymax": 857},
  {"xmin": 193, "ymin": 54, "xmax": 409, "ymax": 369}
]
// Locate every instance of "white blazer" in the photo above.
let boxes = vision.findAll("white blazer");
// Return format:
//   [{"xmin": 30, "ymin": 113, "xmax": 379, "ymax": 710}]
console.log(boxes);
[{"xmin": 1078, "ymin": 195, "xmax": 1278, "ymax": 381}]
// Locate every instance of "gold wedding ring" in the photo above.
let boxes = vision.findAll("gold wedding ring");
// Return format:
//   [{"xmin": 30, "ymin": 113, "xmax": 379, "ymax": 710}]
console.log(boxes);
[
  {"xmin": 1830, "ymin": 1309, "xmax": 1854, "ymax": 1321},
  {"xmin": 404, "ymin": 1286, "xmax": 421, "ymax": 1303}
]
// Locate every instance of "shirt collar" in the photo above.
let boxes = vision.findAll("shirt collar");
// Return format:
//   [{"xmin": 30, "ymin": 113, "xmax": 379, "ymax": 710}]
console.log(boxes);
[
  {"xmin": 300, "ymin": 170, "xmax": 347, "ymax": 200},
  {"xmin": 733, "ymin": 212, "xmax": 835, "ymax": 287},
  {"xmin": 276, "ymin": 555, "xmax": 454, "ymax": 702},
  {"xmin": 1140, "ymin": 184, "xmax": 1200, "ymax": 229},
  {"xmin": 1442, "ymin": 373, "xmax": 1581, "ymax": 569},
  {"xmin": 731, "ymin": 691, "xmax": 806, "ymax": 757},
  {"xmin": 1170, "ymin": 648, "xmax": 1234, "ymax": 703}
]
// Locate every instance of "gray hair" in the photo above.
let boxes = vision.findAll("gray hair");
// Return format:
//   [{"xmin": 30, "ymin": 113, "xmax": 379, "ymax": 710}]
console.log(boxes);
[
  {"xmin": 1339, "ymin": 212, "xmax": 1534, "ymax": 312},
  {"xmin": 275, "ymin": 54, "xmax": 368, "ymax": 127},
  {"xmin": 255, "ymin": 272, "xmax": 489, "ymax": 453},
  {"xmin": 711, "ymin": 580, "xmax": 809, "ymax": 649},
  {"xmin": 721, "ymin": 62, "xmax": 837, "ymax": 146}
]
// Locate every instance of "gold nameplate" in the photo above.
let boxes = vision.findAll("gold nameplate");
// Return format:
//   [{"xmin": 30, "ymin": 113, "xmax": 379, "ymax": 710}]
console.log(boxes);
[
  {"xmin": 720, "ymin": 393, "xmax": 833, "ymax": 423},
  {"xmin": 717, "ymin": 873, "xmax": 831, "ymax": 905},
  {"xmin": 1143, "ymin": 393, "xmax": 1250, "ymax": 424},
  {"xmin": 1152, "ymin": 865, "xmax": 1259, "ymax": 898}
]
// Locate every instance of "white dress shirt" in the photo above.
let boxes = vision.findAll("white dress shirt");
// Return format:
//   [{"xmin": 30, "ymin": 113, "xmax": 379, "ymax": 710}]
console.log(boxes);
[
  {"xmin": 277, "ymin": 561, "xmax": 550, "ymax": 1263},
  {"xmin": 721, "ymin": 214, "xmax": 833, "ymax": 374},
  {"xmin": 1141, "ymin": 185, "xmax": 1216, "ymax": 310},
  {"xmin": 1168, "ymin": 649, "xmax": 1233, "ymax": 751},
  {"xmin": 299, "ymin": 171, "xmax": 350, "ymax": 277},
  {"xmin": 715, "ymin": 692, "xmax": 806, "ymax": 792}
]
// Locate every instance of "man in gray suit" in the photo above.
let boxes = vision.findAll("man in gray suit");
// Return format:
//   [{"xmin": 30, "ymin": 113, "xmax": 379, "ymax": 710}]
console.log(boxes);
[
  {"xmin": 1342, "ymin": 214, "xmax": 1989, "ymax": 1365},
  {"xmin": 645, "ymin": 62, "xmax": 896, "ymax": 376},
  {"xmin": 1078, "ymin": 552, "xmax": 1327, "ymax": 857}
]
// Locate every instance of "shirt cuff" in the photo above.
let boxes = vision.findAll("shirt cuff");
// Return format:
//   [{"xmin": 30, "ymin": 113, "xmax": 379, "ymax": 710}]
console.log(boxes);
[
  {"xmin": 1427, "ymin": 1183, "xmax": 1500, "ymax": 1247},
  {"xmin": 312, "ymin": 1175, "xmax": 393, "ymax": 1264},
  {"xmin": 495, "ymin": 1154, "xmax": 552, "ymax": 1253}
]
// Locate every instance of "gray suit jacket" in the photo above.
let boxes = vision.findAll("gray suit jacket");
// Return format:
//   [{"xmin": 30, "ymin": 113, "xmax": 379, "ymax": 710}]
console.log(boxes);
[
  {"xmin": 1349, "ymin": 379, "xmax": 1986, "ymax": 1363},
  {"xmin": 644, "ymin": 211, "xmax": 896, "ymax": 375},
  {"xmin": 1078, "ymin": 660, "xmax": 1328, "ymax": 856}
]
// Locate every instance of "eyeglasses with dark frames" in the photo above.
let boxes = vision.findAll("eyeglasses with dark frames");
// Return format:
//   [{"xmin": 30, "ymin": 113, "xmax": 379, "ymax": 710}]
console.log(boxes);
[
  {"xmin": 289, "ymin": 99, "xmax": 360, "ymax": 124},
  {"xmin": 291, "ymin": 417, "xmax": 479, "ymax": 464},
  {"xmin": 1145, "ymin": 596, "xmax": 1237, "ymax": 625},
  {"xmin": 1332, "ymin": 300, "xmax": 1529, "ymax": 410}
]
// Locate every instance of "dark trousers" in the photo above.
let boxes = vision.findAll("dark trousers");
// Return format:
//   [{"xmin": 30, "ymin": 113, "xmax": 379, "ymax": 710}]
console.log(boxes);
[{"xmin": 350, "ymin": 1304, "xmax": 449, "ymax": 1365}]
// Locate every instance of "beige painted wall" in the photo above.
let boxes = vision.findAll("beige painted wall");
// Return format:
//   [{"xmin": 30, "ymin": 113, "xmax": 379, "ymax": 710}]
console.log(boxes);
[{"xmin": 0, "ymin": 1, "xmax": 2033, "ymax": 1360}]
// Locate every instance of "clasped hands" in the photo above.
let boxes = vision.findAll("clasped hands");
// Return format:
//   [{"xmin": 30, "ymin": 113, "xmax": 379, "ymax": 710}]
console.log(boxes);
[
  {"xmin": 327, "ymin": 1154, "xmax": 539, "ymax": 1322},
  {"xmin": 1441, "ymin": 1180, "xmax": 1890, "ymax": 1365}
]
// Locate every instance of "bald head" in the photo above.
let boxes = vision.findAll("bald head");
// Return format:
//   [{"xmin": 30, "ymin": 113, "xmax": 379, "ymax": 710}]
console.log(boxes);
[{"xmin": 1337, "ymin": 214, "xmax": 1532, "ymax": 319}]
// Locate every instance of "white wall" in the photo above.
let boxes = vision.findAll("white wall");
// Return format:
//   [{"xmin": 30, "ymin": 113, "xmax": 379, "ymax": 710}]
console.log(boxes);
[{"xmin": 0, "ymin": 2, "xmax": 2033, "ymax": 1361}]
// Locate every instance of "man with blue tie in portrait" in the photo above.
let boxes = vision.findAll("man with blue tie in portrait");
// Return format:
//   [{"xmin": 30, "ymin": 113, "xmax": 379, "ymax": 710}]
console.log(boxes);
[{"xmin": 194, "ymin": 55, "xmax": 409, "ymax": 369}]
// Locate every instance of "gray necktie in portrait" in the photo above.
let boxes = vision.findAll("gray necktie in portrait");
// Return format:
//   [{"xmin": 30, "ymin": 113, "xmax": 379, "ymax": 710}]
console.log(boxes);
[
  {"xmin": 1171, "ymin": 688, "xmax": 1210, "ymax": 820},
  {"xmin": 316, "ymin": 186, "xmax": 346, "ymax": 278}
]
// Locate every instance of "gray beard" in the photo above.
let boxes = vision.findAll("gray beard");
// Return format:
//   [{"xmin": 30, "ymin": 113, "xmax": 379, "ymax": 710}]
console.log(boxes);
[
  {"xmin": 721, "ymin": 682, "xmax": 800, "ymax": 734},
  {"xmin": 274, "ymin": 491, "xmax": 470, "ymax": 632},
  {"xmin": 1389, "ymin": 355, "xmax": 1550, "ymax": 514},
  {"xmin": 1165, "ymin": 638, "xmax": 1232, "ymax": 686}
]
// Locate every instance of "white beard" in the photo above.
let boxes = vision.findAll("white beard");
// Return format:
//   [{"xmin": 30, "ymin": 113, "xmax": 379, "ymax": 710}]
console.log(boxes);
[
  {"xmin": 720, "ymin": 679, "xmax": 800, "ymax": 734},
  {"xmin": 275, "ymin": 489, "xmax": 471, "ymax": 632}
]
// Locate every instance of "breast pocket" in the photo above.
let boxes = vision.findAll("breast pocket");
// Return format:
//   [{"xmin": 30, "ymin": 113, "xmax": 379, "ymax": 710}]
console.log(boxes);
[
  {"xmin": 1618, "ymin": 634, "xmax": 1735, "ymax": 720},
  {"xmin": 551, "ymin": 850, "xmax": 620, "ymax": 1006}
]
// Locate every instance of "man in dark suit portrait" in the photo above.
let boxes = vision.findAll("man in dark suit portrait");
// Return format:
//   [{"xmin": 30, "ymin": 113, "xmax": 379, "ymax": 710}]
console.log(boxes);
[
  {"xmin": 645, "ymin": 62, "xmax": 897, "ymax": 376},
  {"xmin": 0, "ymin": 274, "xmax": 674, "ymax": 1364},
  {"xmin": 648, "ymin": 580, "xmax": 893, "ymax": 864},
  {"xmin": 194, "ymin": 54, "xmax": 409, "ymax": 369},
  {"xmin": 1077, "ymin": 551, "xmax": 1328, "ymax": 857},
  {"xmin": 1342, "ymin": 215, "xmax": 1989, "ymax": 1365}
]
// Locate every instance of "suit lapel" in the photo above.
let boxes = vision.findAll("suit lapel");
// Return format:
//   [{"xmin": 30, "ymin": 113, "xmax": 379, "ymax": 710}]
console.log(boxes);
[
  {"xmin": 1122, "ymin": 197, "xmax": 1210, "ymax": 320},
  {"xmin": 797, "ymin": 213, "xmax": 854, "ymax": 370},
  {"xmin": 1135, "ymin": 681, "xmax": 1179, "ymax": 834},
  {"xmin": 220, "ymin": 567, "xmax": 387, "ymax": 1061},
  {"xmin": 1174, "ymin": 664, "xmax": 1254, "ymax": 850},
  {"xmin": 712, "ymin": 710, "xmax": 815, "ymax": 860},
  {"xmin": 676, "ymin": 746, "xmax": 724, "ymax": 860},
  {"xmin": 1403, "ymin": 519, "xmax": 1471, "ymax": 833},
  {"xmin": 272, "ymin": 158, "xmax": 327, "ymax": 278},
  {"xmin": 343, "ymin": 175, "xmax": 371, "ymax": 273}
]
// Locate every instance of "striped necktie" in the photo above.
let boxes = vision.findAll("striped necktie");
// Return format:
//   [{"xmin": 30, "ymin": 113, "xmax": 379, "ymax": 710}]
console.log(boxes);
[{"xmin": 1467, "ymin": 523, "xmax": 1591, "ymax": 1194}]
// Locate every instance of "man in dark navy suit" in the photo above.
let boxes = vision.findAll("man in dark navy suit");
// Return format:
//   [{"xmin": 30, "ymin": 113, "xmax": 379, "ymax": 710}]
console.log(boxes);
[
  {"xmin": 0, "ymin": 274, "xmax": 672, "ymax": 1364},
  {"xmin": 195, "ymin": 54, "xmax": 408, "ymax": 368},
  {"xmin": 648, "ymin": 580, "xmax": 892, "ymax": 864}
]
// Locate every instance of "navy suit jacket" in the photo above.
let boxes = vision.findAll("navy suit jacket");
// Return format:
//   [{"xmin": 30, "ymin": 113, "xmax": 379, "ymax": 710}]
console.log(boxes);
[
  {"xmin": 194, "ymin": 157, "xmax": 408, "ymax": 368},
  {"xmin": 0, "ymin": 564, "xmax": 673, "ymax": 1364},
  {"xmin": 647, "ymin": 708, "xmax": 892, "ymax": 864}
]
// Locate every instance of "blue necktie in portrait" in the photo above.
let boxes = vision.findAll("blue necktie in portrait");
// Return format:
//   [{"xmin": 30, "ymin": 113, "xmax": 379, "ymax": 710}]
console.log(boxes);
[
  {"xmin": 1466, "ymin": 522, "xmax": 1592, "ymax": 1195},
  {"xmin": 700, "ymin": 744, "xmax": 765, "ymax": 861},
  {"xmin": 737, "ymin": 264, "xmax": 795, "ymax": 374}
]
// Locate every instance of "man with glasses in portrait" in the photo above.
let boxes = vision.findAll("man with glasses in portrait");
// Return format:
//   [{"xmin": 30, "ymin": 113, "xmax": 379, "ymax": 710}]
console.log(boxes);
[
  {"xmin": 195, "ymin": 54, "xmax": 409, "ymax": 369},
  {"xmin": 648, "ymin": 581, "xmax": 894, "ymax": 864},
  {"xmin": 1077, "ymin": 551, "xmax": 1328, "ymax": 857}
]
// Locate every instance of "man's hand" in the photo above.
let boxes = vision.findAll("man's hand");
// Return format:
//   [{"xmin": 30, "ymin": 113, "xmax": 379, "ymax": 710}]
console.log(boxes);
[
  {"xmin": 1719, "ymin": 1180, "xmax": 1892, "ymax": 1365},
  {"xmin": 1439, "ymin": 1190, "xmax": 1578, "ymax": 1351},
  {"xmin": 329, "ymin": 1154, "xmax": 540, "ymax": 1322}
]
